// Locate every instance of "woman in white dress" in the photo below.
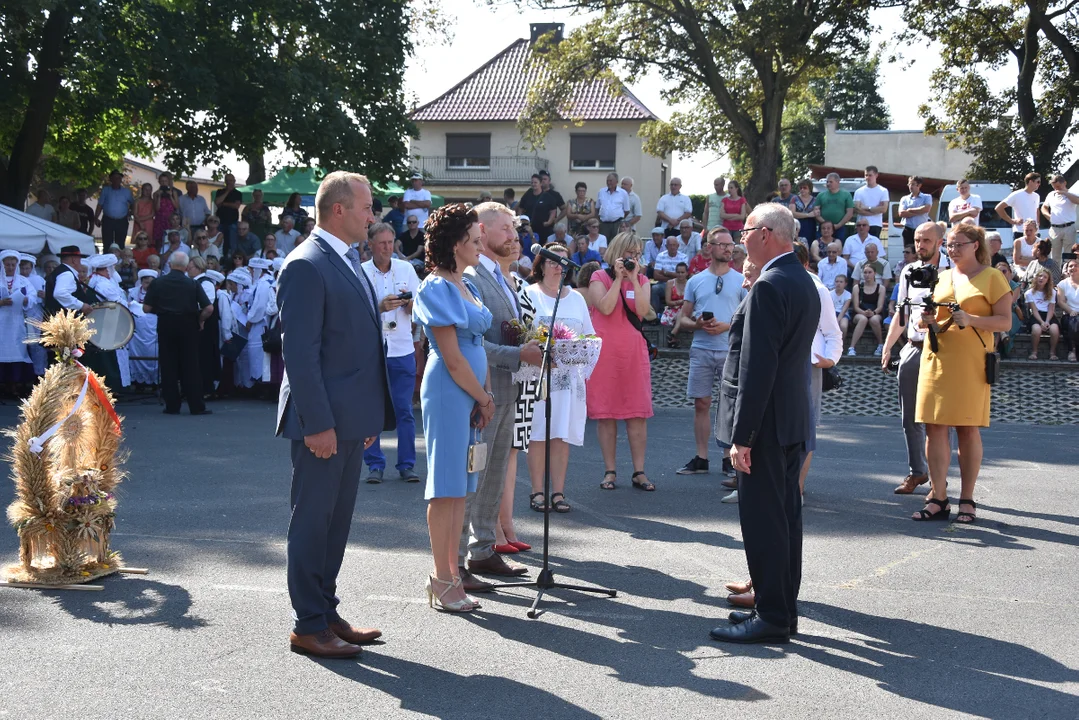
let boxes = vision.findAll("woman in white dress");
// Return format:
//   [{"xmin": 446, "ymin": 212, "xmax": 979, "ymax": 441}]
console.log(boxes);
[
  {"xmin": 19, "ymin": 254, "xmax": 46, "ymax": 376},
  {"xmin": 525, "ymin": 243, "xmax": 594, "ymax": 513},
  {"xmin": 127, "ymin": 269, "xmax": 159, "ymax": 386},
  {"xmin": 0, "ymin": 249, "xmax": 34, "ymax": 391}
]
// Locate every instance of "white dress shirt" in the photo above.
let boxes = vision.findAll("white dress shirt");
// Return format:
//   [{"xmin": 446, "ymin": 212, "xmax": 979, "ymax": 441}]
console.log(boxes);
[
  {"xmin": 817, "ymin": 257, "xmax": 846, "ymax": 290},
  {"xmin": 52, "ymin": 264, "xmax": 84, "ymax": 311},
  {"xmin": 361, "ymin": 257, "xmax": 420, "ymax": 358},
  {"xmin": 314, "ymin": 229, "xmax": 357, "ymax": 277},
  {"xmin": 478, "ymin": 253, "xmax": 517, "ymax": 310},
  {"xmin": 810, "ymin": 272, "xmax": 843, "ymax": 365}
]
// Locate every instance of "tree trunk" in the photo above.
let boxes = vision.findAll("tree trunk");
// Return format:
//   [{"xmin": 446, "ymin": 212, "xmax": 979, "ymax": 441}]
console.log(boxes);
[
  {"xmin": 245, "ymin": 152, "xmax": 266, "ymax": 185},
  {"xmin": 0, "ymin": 2, "xmax": 73, "ymax": 209}
]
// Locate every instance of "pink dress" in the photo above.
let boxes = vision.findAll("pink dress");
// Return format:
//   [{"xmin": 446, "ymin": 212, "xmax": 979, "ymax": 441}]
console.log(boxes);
[
  {"xmin": 586, "ymin": 270, "xmax": 653, "ymax": 420},
  {"xmin": 154, "ymin": 191, "xmax": 178, "ymax": 252}
]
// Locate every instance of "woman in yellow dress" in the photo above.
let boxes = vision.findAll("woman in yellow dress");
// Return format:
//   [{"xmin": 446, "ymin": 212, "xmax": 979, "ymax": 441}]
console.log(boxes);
[{"xmin": 913, "ymin": 223, "xmax": 1012, "ymax": 524}]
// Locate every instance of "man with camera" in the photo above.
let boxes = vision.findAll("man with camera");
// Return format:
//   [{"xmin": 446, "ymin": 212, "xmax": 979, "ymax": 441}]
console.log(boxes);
[
  {"xmin": 881, "ymin": 221, "xmax": 951, "ymax": 495},
  {"xmin": 361, "ymin": 222, "xmax": 420, "ymax": 483}
]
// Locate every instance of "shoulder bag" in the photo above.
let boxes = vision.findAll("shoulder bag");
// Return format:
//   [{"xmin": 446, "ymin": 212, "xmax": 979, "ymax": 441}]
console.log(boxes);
[{"xmin": 608, "ymin": 269, "xmax": 658, "ymax": 360}]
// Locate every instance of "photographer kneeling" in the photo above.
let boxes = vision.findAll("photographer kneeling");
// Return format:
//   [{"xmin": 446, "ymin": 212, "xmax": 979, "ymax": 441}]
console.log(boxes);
[{"xmin": 911, "ymin": 224, "xmax": 1012, "ymax": 524}]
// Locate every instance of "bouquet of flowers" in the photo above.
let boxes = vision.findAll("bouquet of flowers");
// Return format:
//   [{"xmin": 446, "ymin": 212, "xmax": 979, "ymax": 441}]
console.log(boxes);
[{"xmin": 511, "ymin": 321, "xmax": 602, "ymax": 386}]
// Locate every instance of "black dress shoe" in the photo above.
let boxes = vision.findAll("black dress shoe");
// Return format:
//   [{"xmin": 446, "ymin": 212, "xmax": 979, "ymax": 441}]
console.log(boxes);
[
  {"xmin": 467, "ymin": 553, "xmax": 528, "ymax": 577},
  {"xmin": 710, "ymin": 615, "xmax": 791, "ymax": 644},
  {"xmin": 190, "ymin": 409, "xmax": 213, "ymax": 415},
  {"xmin": 458, "ymin": 567, "xmax": 495, "ymax": 592},
  {"xmin": 728, "ymin": 610, "xmax": 798, "ymax": 636}
]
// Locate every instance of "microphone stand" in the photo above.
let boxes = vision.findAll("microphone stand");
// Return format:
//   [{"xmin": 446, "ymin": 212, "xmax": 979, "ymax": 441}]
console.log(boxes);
[{"xmin": 487, "ymin": 264, "xmax": 617, "ymax": 618}]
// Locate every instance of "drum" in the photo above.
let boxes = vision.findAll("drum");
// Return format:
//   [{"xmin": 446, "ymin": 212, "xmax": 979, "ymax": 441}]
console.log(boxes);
[{"xmin": 86, "ymin": 302, "xmax": 136, "ymax": 350}]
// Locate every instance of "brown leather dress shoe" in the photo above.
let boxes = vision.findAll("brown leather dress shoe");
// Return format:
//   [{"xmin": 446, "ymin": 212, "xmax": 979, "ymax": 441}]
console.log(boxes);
[
  {"xmin": 727, "ymin": 590, "xmax": 756, "ymax": 608},
  {"xmin": 289, "ymin": 629, "xmax": 362, "ymax": 658},
  {"xmin": 459, "ymin": 567, "xmax": 496, "ymax": 592},
  {"xmin": 329, "ymin": 619, "xmax": 382, "ymax": 645},
  {"xmin": 721, "ymin": 478, "xmax": 738, "ymax": 490},
  {"xmin": 724, "ymin": 580, "xmax": 752, "ymax": 594},
  {"xmin": 467, "ymin": 553, "xmax": 529, "ymax": 577},
  {"xmin": 894, "ymin": 473, "xmax": 929, "ymax": 494}
]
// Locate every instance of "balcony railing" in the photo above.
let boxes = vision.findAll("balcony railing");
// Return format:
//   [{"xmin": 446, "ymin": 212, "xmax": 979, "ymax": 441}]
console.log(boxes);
[{"xmin": 412, "ymin": 155, "xmax": 550, "ymax": 185}]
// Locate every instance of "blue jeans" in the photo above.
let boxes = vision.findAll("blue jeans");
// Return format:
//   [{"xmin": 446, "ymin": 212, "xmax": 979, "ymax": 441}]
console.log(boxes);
[{"xmin": 363, "ymin": 352, "xmax": 417, "ymax": 471}]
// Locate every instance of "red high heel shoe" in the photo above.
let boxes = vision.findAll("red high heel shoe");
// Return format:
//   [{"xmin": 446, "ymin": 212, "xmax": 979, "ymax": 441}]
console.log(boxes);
[
  {"xmin": 493, "ymin": 543, "xmax": 519, "ymax": 554},
  {"xmin": 509, "ymin": 540, "xmax": 531, "ymax": 551}
]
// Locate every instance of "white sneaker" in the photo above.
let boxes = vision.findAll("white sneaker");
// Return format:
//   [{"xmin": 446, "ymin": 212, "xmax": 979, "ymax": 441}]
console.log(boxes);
[
  {"xmin": 721, "ymin": 490, "xmax": 739, "ymax": 503},
  {"xmin": 874, "ymin": 344, "xmax": 884, "ymax": 356},
  {"xmin": 847, "ymin": 347, "xmax": 856, "ymax": 357}
]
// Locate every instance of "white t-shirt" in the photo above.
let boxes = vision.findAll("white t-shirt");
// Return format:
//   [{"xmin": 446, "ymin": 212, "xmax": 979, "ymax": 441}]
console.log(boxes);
[
  {"xmin": 1044, "ymin": 191, "xmax": 1077, "ymax": 225},
  {"xmin": 1057, "ymin": 278, "xmax": 1079, "ymax": 310},
  {"xmin": 854, "ymin": 184, "xmax": 890, "ymax": 227},
  {"xmin": 948, "ymin": 194, "xmax": 983, "ymax": 222},
  {"xmin": 26, "ymin": 203, "xmax": 56, "ymax": 221},
  {"xmin": 831, "ymin": 289, "xmax": 852, "ymax": 314},
  {"xmin": 402, "ymin": 188, "xmax": 433, "ymax": 227},
  {"xmin": 656, "ymin": 193, "xmax": 693, "ymax": 229},
  {"xmin": 842, "ymin": 235, "xmax": 884, "ymax": 267},
  {"xmin": 361, "ymin": 257, "xmax": 420, "ymax": 358},
  {"xmin": 588, "ymin": 234, "xmax": 608, "ymax": 253},
  {"xmin": 1025, "ymin": 288, "xmax": 1052, "ymax": 314},
  {"xmin": 1004, "ymin": 189, "xmax": 1040, "ymax": 227}
]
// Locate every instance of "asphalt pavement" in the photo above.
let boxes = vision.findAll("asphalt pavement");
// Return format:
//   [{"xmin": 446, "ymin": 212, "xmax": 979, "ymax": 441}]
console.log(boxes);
[{"xmin": 0, "ymin": 399, "xmax": 1076, "ymax": 719}]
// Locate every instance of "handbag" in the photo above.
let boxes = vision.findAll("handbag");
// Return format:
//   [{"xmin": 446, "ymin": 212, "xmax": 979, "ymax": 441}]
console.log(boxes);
[
  {"xmin": 974, "ymin": 327, "xmax": 1000, "ymax": 385},
  {"xmin": 220, "ymin": 335, "xmax": 248, "ymax": 361},
  {"xmin": 467, "ymin": 427, "xmax": 488, "ymax": 474},
  {"xmin": 821, "ymin": 365, "xmax": 843, "ymax": 392},
  {"xmin": 262, "ymin": 315, "xmax": 282, "ymax": 354}
]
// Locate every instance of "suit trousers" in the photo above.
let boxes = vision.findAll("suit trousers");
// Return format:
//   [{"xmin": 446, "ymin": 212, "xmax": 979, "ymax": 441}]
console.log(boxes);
[
  {"xmin": 287, "ymin": 437, "xmax": 364, "ymax": 635},
  {"xmin": 897, "ymin": 342, "xmax": 927, "ymax": 476},
  {"xmin": 101, "ymin": 217, "xmax": 129, "ymax": 250},
  {"xmin": 737, "ymin": 439, "xmax": 803, "ymax": 628},
  {"xmin": 158, "ymin": 315, "xmax": 205, "ymax": 413},
  {"xmin": 459, "ymin": 399, "xmax": 515, "ymax": 564},
  {"xmin": 363, "ymin": 352, "xmax": 417, "ymax": 472}
]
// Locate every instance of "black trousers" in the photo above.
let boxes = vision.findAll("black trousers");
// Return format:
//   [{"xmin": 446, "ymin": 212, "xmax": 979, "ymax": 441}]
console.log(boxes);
[
  {"xmin": 737, "ymin": 438, "xmax": 804, "ymax": 628},
  {"xmin": 101, "ymin": 217, "xmax": 129, "ymax": 250},
  {"xmin": 158, "ymin": 315, "xmax": 205, "ymax": 413}
]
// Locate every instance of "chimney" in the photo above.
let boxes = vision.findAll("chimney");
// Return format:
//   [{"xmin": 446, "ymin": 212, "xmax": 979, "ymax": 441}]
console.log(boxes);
[{"xmin": 529, "ymin": 22, "xmax": 564, "ymax": 47}]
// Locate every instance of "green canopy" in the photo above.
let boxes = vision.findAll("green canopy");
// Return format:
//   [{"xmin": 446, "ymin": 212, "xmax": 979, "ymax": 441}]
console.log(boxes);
[{"xmin": 236, "ymin": 166, "xmax": 443, "ymax": 208}]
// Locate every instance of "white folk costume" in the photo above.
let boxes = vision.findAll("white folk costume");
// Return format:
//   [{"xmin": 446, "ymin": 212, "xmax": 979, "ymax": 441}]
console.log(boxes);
[
  {"xmin": 210, "ymin": 270, "xmax": 235, "ymax": 347},
  {"xmin": 127, "ymin": 269, "xmax": 159, "ymax": 385},
  {"xmin": 86, "ymin": 255, "xmax": 131, "ymax": 388},
  {"xmin": 0, "ymin": 250, "xmax": 34, "ymax": 383},
  {"xmin": 234, "ymin": 259, "xmax": 274, "ymax": 387},
  {"xmin": 227, "ymin": 269, "xmax": 252, "ymax": 386},
  {"xmin": 19, "ymin": 254, "xmax": 47, "ymax": 376}
]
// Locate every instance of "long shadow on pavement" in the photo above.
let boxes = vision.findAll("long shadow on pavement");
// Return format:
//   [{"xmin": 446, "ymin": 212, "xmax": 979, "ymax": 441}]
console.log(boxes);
[
  {"xmin": 48, "ymin": 577, "xmax": 207, "ymax": 630},
  {"xmin": 319, "ymin": 653, "xmax": 604, "ymax": 720},
  {"xmin": 789, "ymin": 601, "xmax": 1079, "ymax": 717}
]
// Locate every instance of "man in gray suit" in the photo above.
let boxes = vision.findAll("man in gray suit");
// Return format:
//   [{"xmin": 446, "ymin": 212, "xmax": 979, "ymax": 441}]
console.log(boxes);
[
  {"xmin": 276, "ymin": 171, "xmax": 395, "ymax": 658},
  {"xmin": 459, "ymin": 202, "xmax": 543, "ymax": 588}
]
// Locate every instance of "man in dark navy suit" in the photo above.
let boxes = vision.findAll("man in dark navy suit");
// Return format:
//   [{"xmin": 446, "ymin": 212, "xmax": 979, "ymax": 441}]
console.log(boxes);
[{"xmin": 712, "ymin": 203, "xmax": 821, "ymax": 644}]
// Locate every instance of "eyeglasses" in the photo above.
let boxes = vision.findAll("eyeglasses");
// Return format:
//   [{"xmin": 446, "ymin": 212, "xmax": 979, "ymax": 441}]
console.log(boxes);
[
  {"xmin": 709, "ymin": 242, "xmax": 735, "ymax": 248},
  {"xmin": 742, "ymin": 225, "xmax": 771, "ymax": 234},
  {"xmin": 407, "ymin": 220, "xmax": 418, "ymax": 225},
  {"xmin": 944, "ymin": 241, "xmax": 976, "ymax": 251},
  {"xmin": 714, "ymin": 275, "xmax": 725, "ymax": 295}
]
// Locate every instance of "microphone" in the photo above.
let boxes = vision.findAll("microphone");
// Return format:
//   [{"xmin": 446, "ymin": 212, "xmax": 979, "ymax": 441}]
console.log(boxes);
[{"xmin": 531, "ymin": 244, "xmax": 580, "ymax": 270}]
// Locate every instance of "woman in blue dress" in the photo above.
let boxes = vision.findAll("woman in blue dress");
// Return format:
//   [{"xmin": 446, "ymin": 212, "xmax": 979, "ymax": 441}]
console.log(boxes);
[{"xmin": 413, "ymin": 204, "xmax": 494, "ymax": 613}]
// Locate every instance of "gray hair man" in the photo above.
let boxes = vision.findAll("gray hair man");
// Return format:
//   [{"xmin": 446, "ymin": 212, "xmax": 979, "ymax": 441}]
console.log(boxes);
[
  {"xmin": 620, "ymin": 175, "xmax": 643, "ymax": 231},
  {"xmin": 880, "ymin": 221, "xmax": 948, "ymax": 495},
  {"xmin": 359, "ymin": 221, "xmax": 421, "ymax": 483}
]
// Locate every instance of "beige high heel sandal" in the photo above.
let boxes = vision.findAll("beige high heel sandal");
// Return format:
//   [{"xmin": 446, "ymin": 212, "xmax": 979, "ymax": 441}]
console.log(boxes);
[{"xmin": 425, "ymin": 575, "xmax": 476, "ymax": 612}]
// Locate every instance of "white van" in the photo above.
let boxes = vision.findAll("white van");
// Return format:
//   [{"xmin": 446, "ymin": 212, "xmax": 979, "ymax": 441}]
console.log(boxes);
[{"xmin": 935, "ymin": 183, "xmax": 1050, "ymax": 243}]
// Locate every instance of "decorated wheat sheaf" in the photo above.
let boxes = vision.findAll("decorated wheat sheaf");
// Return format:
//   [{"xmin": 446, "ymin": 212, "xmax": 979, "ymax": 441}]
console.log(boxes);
[{"xmin": 3, "ymin": 310, "xmax": 127, "ymax": 585}]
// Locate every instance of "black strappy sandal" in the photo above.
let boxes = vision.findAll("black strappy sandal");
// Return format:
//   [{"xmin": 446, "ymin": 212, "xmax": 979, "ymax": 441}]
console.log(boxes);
[
  {"xmin": 600, "ymin": 470, "xmax": 617, "ymax": 490},
  {"xmin": 631, "ymin": 471, "xmax": 655, "ymax": 491},
  {"xmin": 550, "ymin": 493, "xmax": 571, "ymax": 513},
  {"xmin": 529, "ymin": 492, "xmax": 548, "ymax": 512},
  {"xmin": 912, "ymin": 496, "xmax": 950, "ymax": 521},
  {"xmin": 955, "ymin": 498, "xmax": 977, "ymax": 524}
]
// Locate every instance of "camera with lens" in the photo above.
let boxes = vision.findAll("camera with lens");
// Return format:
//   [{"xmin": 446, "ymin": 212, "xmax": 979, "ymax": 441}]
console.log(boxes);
[
  {"xmin": 907, "ymin": 263, "xmax": 938, "ymax": 289},
  {"xmin": 623, "ymin": 259, "xmax": 636, "ymax": 272}
]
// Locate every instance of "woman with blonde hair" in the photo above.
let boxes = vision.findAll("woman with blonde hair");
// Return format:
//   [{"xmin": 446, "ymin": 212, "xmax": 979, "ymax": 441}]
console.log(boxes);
[
  {"xmin": 587, "ymin": 232, "xmax": 655, "ymax": 491},
  {"xmin": 1025, "ymin": 269, "xmax": 1059, "ymax": 360},
  {"xmin": 913, "ymin": 223, "xmax": 1012, "ymax": 524}
]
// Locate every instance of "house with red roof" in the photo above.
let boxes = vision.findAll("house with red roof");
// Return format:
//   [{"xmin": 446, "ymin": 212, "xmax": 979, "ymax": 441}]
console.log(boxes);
[{"xmin": 408, "ymin": 23, "xmax": 671, "ymax": 223}]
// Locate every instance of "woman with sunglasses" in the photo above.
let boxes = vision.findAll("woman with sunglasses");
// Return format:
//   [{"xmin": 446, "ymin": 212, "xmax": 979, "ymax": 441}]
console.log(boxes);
[{"xmin": 912, "ymin": 224, "xmax": 1012, "ymax": 524}]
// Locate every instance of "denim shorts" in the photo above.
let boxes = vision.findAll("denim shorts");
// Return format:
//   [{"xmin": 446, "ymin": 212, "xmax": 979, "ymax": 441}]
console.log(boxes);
[{"xmin": 687, "ymin": 347, "xmax": 727, "ymax": 399}]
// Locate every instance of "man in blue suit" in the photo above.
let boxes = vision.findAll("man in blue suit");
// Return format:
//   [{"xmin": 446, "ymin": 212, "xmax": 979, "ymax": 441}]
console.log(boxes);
[
  {"xmin": 712, "ymin": 203, "xmax": 820, "ymax": 645},
  {"xmin": 276, "ymin": 171, "xmax": 395, "ymax": 658}
]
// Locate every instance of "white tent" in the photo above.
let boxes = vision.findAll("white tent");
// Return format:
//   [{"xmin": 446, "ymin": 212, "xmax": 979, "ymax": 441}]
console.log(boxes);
[{"xmin": 0, "ymin": 204, "xmax": 95, "ymax": 256}]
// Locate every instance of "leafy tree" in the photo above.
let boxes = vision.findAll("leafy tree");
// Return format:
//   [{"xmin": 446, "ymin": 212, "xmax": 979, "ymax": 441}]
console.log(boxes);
[
  {"xmin": 902, "ymin": 0, "xmax": 1079, "ymax": 185},
  {"xmin": 517, "ymin": 0, "xmax": 880, "ymax": 204},
  {"xmin": 0, "ymin": 0, "xmax": 416, "ymax": 210}
]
